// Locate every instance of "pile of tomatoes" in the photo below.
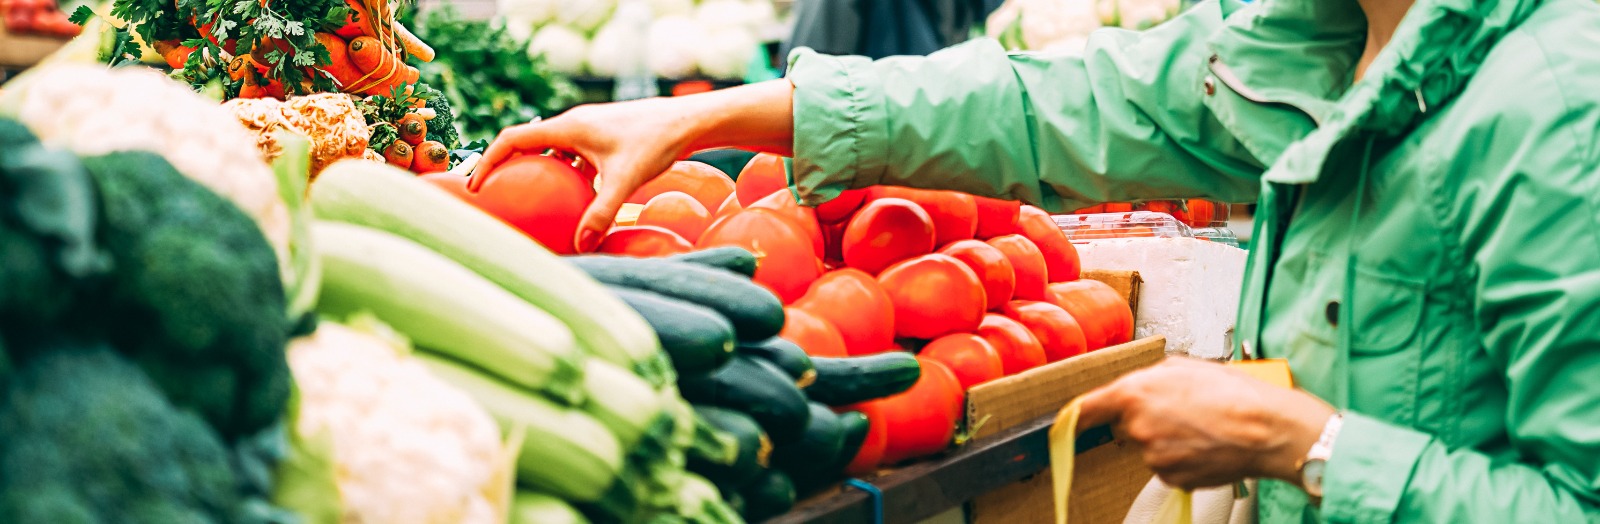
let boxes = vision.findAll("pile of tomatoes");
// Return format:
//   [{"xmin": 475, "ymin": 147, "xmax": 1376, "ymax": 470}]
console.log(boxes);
[
  {"xmin": 428, "ymin": 152, "xmax": 1137, "ymax": 470},
  {"xmin": 1072, "ymin": 200, "xmax": 1227, "ymax": 229},
  {"xmin": 1, "ymin": 0, "xmax": 80, "ymax": 38}
]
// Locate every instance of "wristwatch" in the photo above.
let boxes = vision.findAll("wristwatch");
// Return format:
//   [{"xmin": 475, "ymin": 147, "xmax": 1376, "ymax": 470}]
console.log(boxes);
[{"xmin": 1297, "ymin": 412, "xmax": 1344, "ymax": 502}]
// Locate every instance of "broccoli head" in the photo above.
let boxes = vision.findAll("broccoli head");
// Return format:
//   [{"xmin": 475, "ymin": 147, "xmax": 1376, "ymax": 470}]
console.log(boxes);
[
  {"xmin": 0, "ymin": 118, "xmax": 110, "ymax": 330},
  {"xmin": 0, "ymin": 341, "xmax": 255, "ymax": 523},
  {"xmin": 79, "ymin": 150, "xmax": 292, "ymax": 440},
  {"xmin": 424, "ymin": 95, "xmax": 460, "ymax": 151}
]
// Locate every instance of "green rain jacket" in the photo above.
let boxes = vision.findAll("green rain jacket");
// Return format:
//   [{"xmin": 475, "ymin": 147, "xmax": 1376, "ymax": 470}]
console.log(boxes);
[{"xmin": 784, "ymin": 0, "xmax": 1600, "ymax": 521}]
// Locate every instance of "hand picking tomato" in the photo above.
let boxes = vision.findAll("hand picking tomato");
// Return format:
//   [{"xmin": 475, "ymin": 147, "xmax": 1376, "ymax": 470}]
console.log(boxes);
[
  {"xmin": 877, "ymin": 254, "xmax": 987, "ymax": 339},
  {"xmin": 987, "ymin": 234, "xmax": 1049, "ymax": 300},
  {"xmin": 793, "ymin": 269, "xmax": 897, "ymax": 355},
  {"xmin": 750, "ymin": 189, "xmax": 826, "ymax": 259},
  {"xmin": 696, "ymin": 208, "xmax": 822, "ymax": 303},
  {"xmin": 466, "ymin": 154, "xmax": 594, "ymax": 254},
  {"xmin": 780, "ymin": 307, "xmax": 850, "ymax": 358},
  {"xmin": 938, "ymin": 240, "xmax": 1017, "ymax": 311},
  {"xmin": 977, "ymin": 313, "xmax": 1047, "ymax": 374},
  {"xmin": 973, "ymin": 197, "xmax": 1022, "ymax": 239},
  {"xmin": 628, "ymin": 160, "xmax": 735, "ymax": 212},
  {"xmin": 870, "ymin": 186, "xmax": 979, "ymax": 246},
  {"xmin": 873, "ymin": 357, "xmax": 965, "ymax": 465},
  {"xmin": 1000, "ymin": 300, "xmax": 1088, "ymax": 362},
  {"xmin": 595, "ymin": 225, "xmax": 693, "ymax": 257},
  {"xmin": 736, "ymin": 153, "xmax": 790, "ymax": 206},
  {"xmin": 843, "ymin": 198, "xmax": 936, "ymax": 274},
  {"xmin": 1047, "ymin": 280, "xmax": 1135, "ymax": 350},
  {"xmin": 1017, "ymin": 205, "xmax": 1081, "ymax": 282},
  {"xmin": 919, "ymin": 333, "xmax": 1005, "ymax": 390},
  {"xmin": 636, "ymin": 191, "xmax": 712, "ymax": 243}
]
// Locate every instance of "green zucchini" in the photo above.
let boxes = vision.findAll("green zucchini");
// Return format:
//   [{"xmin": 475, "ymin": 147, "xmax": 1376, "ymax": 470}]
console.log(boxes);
[
  {"xmin": 834, "ymin": 411, "xmax": 872, "ymax": 473},
  {"xmin": 688, "ymin": 405, "xmax": 771, "ymax": 487},
  {"xmin": 610, "ymin": 287, "xmax": 736, "ymax": 376},
  {"xmin": 739, "ymin": 338, "xmax": 816, "ymax": 388},
  {"xmin": 670, "ymin": 246, "xmax": 759, "ymax": 277},
  {"xmin": 773, "ymin": 403, "xmax": 847, "ymax": 494},
  {"xmin": 679, "ymin": 355, "xmax": 811, "ymax": 444},
  {"xmin": 510, "ymin": 492, "xmax": 590, "ymax": 524},
  {"xmin": 806, "ymin": 353, "xmax": 923, "ymax": 406},
  {"xmin": 740, "ymin": 469, "xmax": 797, "ymax": 522},
  {"xmin": 566, "ymin": 255, "xmax": 785, "ymax": 342}
]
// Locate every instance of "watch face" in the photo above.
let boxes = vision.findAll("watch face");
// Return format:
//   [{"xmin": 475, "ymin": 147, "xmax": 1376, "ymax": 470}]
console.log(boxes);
[{"xmin": 1302, "ymin": 459, "xmax": 1328, "ymax": 497}]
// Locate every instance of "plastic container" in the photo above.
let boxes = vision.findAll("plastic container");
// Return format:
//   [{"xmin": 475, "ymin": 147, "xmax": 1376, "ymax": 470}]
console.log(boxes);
[{"xmin": 1054, "ymin": 211, "xmax": 1191, "ymax": 241}]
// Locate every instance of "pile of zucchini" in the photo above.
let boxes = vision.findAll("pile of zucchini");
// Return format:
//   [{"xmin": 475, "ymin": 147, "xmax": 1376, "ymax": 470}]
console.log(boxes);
[{"xmin": 569, "ymin": 248, "xmax": 923, "ymax": 521}]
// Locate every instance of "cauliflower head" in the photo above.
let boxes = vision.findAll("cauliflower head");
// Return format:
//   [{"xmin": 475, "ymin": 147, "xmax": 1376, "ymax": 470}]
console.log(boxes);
[
  {"xmin": 0, "ymin": 64, "xmax": 291, "ymax": 280},
  {"xmin": 222, "ymin": 94, "xmax": 371, "ymax": 181},
  {"xmin": 288, "ymin": 319, "xmax": 505, "ymax": 524},
  {"xmin": 529, "ymin": 24, "xmax": 591, "ymax": 76}
]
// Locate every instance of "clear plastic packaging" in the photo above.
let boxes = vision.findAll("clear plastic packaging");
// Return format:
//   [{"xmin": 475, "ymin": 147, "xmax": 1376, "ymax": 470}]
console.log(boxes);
[{"xmin": 1055, "ymin": 209, "xmax": 1240, "ymax": 247}]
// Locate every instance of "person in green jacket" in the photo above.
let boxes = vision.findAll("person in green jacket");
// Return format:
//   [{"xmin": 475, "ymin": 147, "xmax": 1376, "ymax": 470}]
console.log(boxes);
[{"xmin": 477, "ymin": 0, "xmax": 1600, "ymax": 520}]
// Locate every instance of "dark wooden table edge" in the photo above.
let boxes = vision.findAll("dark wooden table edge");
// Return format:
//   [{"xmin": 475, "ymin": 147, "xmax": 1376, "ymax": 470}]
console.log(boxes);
[{"xmin": 766, "ymin": 417, "xmax": 1114, "ymax": 524}]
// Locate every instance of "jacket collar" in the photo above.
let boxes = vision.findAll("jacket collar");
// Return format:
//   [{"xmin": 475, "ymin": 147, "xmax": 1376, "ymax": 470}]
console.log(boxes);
[{"xmin": 1209, "ymin": 0, "xmax": 1543, "ymax": 184}]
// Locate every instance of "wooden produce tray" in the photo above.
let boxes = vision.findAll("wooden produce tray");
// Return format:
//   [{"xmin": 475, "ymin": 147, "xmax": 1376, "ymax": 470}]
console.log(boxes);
[{"xmin": 0, "ymin": 24, "xmax": 69, "ymax": 69}]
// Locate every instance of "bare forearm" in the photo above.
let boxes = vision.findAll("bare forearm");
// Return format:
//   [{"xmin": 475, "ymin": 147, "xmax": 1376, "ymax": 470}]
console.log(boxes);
[{"xmin": 681, "ymin": 79, "xmax": 795, "ymax": 155}]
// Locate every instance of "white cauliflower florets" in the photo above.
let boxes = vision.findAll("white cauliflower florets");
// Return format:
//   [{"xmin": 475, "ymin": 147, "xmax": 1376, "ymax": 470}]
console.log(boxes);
[
  {"xmin": 496, "ymin": 0, "xmax": 560, "ymax": 27},
  {"xmin": 648, "ymin": 16, "xmax": 705, "ymax": 79},
  {"xmin": 557, "ymin": 0, "xmax": 618, "ymax": 33},
  {"xmin": 529, "ymin": 24, "xmax": 591, "ymax": 76},
  {"xmin": 986, "ymin": 0, "xmax": 1181, "ymax": 52},
  {"xmin": 696, "ymin": 27, "xmax": 757, "ymax": 80},
  {"xmin": 288, "ymin": 319, "xmax": 505, "ymax": 524},
  {"xmin": 0, "ymin": 64, "xmax": 291, "ymax": 278}
]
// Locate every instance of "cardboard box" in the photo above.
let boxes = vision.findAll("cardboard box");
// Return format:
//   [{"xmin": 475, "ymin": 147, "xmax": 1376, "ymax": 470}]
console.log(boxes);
[{"xmin": 966, "ymin": 335, "xmax": 1166, "ymax": 524}]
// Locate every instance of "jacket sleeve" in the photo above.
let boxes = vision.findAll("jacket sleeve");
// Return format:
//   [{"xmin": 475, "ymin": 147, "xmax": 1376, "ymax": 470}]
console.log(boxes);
[
  {"xmin": 1320, "ymin": 117, "xmax": 1600, "ymax": 523},
  {"xmin": 784, "ymin": 0, "xmax": 1266, "ymax": 213}
]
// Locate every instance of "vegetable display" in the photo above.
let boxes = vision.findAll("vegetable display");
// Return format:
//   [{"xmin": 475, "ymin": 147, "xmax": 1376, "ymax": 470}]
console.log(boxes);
[{"xmin": 502, "ymin": 0, "xmax": 777, "ymax": 81}]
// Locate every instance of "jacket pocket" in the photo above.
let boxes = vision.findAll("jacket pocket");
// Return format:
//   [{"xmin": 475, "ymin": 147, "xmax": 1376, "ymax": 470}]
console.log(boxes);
[{"xmin": 1348, "ymin": 268, "xmax": 1427, "ymax": 355}]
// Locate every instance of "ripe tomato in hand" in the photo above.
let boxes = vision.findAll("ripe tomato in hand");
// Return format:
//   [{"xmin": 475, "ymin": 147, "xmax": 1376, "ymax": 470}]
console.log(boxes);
[
  {"xmin": 637, "ymin": 191, "xmax": 712, "ymax": 243},
  {"xmin": 750, "ymin": 189, "xmax": 826, "ymax": 259},
  {"xmin": 697, "ymin": 208, "xmax": 822, "ymax": 303},
  {"xmin": 872, "ymin": 357, "xmax": 965, "ymax": 465},
  {"xmin": 780, "ymin": 307, "xmax": 849, "ymax": 358},
  {"xmin": 629, "ymin": 161, "xmax": 735, "ymax": 212},
  {"xmin": 870, "ymin": 186, "xmax": 978, "ymax": 246},
  {"xmin": 793, "ymin": 269, "xmax": 897, "ymax": 355},
  {"xmin": 843, "ymin": 198, "xmax": 936, "ymax": 274},
  {"xmin": 596, "ymin": 225, "xmax": 693, "ymax": 257},
  {"xmin": 1047, "ymin": 280, "xmax": 1135, "ymax": 350},
  {"xmin": 938, "ymin": 240, "xmax": 1016, "ymax": 310},
  {"xmin": 919, "ymin": 333, "xmax": 1004, "ymax": 390},
  {"xmin": 1000, "ymin": 300, "xmax": 1088, "ymax": 362},
  {"xmin": 736, "ymin": 153, "xmax": 789, "ymax": 207},
  {"xmin": 1018, "ymin": 206, "xmax": 1081, "ymax": 282},
  {"xmin": 973, "ymin": 197, "xmax": 1022, "ymax": 239},
  {"xmin": 816, "ymin": 189, "xmax": 870, "ymax": 224},
  {"xmin": 877, "ymin": 254, "xmax": 987, "ymax": 339},
  {"xmin": 978, "ymin": 313, "xmax": 1047, "ymax": 375},
  {"xmin": 987, "ymin": 234, "xmax": 1049, "ymax": 300},
  {"xmin": 469, "ymin": 154, "xmax": 594, "ymax": 254}
]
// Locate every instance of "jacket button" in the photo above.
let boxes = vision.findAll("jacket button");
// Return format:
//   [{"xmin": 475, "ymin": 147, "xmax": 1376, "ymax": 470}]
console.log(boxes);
[
  {"xmin": 1204, "ymin": 76, "xmax": 1216, "ymax": 96},
  {"xmin": 1325, "ymin": 301, "xmax": 1340, "ymax": 326}
]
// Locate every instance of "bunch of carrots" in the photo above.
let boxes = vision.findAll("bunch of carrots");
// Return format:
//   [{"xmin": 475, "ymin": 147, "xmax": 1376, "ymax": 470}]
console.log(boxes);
[{"xmin": 382, "ymin": 111, "xmax": 451, "ymax": 174}]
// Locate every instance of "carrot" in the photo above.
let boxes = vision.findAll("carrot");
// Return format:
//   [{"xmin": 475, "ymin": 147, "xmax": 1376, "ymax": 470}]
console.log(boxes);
[
  {"xmin": 410, "ymin": 140, "xmax": 449, "ymax": 173},
  {"xmin": 237, "ymin": 82, "xmax": 267, "ymax": 99},
  {"xmin": 348, "ymin": 36, "xmax": 395, "ymax": 74},
  {"xmin": 397, "ymin": 113, "xmax": 427, "ymax": 145},
  {"xmin": 313, "ymin": 32, "xmax": 364, "ymax": 91},
  {"xmin": 393, "ymin": 23, "xmax": 435, "ymax": 62},
  {"xmin": 383, "ymin": 140, "xmax": 413, "ymax": 168},
  {"xmin": 227, "ymin": 55, "xmax": 266, "ymax": 81},
  {"xmin": 335, "ymin": 1, "xmax": 373, "ymax": 39},
  {"xmin": 160, "ymin": 41, "xmax": 194, "ymax": 69},
  {"xmin": 400, "ymin": 64, "xmax": 420, "ymax": 85}
]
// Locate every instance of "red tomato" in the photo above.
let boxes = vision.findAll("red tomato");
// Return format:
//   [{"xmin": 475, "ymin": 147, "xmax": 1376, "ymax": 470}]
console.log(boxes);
[
  {"xmin": 736, "ymin": 154, "xmax": 790, "ymax": 207},
  {"xmin": 1073, "ymin": 204, "xmax": 1105, "ymax": 214},
  {"xmin": 919, "ymin": 333, "xmax": 1005, "ymax": 390},
  {"xmin": 780, "ymin": 307, "xmax": 849, "ymax": 358},
  {"xmin": 876, "ymin": 254, "xmax": 987, "ymax": 339},
  {"xmin": 1103, "ymin": 202, "xmax": 1134, "ymax": 213},
  {"xmin": 750, "ymin": 189, "xmax": 826, "ymax": 259},
  {"xmin": 986, "ymin": 235, "xmax": 1048, "ymax": 300},
  {"xmin": 696, "ymin": 208, "xmax": 822, "ymax": 303},
  {"xmin": 1186, "ymin": 199, "xmax": 1217, "ymax": 228},
  {"xmin": 636, "ymin": 191, "xmax": 712, "ymax": 243},
  {"xmin": 822, "ymin": 221, "xmax": 847, "ymax": 268},
  {"xmin": 793, "ymin": 269, "xmax": 897, "ymax": 355},
  {"xmin": 978, "ymin": 314, "xmax": 1048, "ymax": 374},
  {"xmin": 1047, "ymin": 280, "xmax": 1134, "ymax": 350},
  {"xmin": 973, "ymin": 197, "xmax": 1022, "ymax": 239},
  {"xmin": 421, "ymin": 172, "xmax": 473, "ymax": 201},
  {"xmin": 628, "ymin": 161, "xmax": 735, "ymax": 212},
  {"xmin": 843, "ymin": 198, "xmax": 936, "ymax": 274},
  {"xmin": 470, "ymin": 154, "xmax": 594, "ymax": 254},
  {"xmin": 1141, "ymin": 200, "xmax": 1190, "ymax": 225},
  {"xmin": 937, "ymin": 240, "xmax": 1016, "ymax": 311},
  {"xmin": 816, "ymin": 188, "xmax": 870, "ymax": 224},
  {"xmin": 595, "ymin": 225, "xmax": 693, "ymax": 257},
  {"xmin": 1000, "ymin": 300, "xmax": 1088, "ymax": 362},
  {"xmin": 870, "ymin": 187, "xmax": 978, "ymax": 247},
  {"xmin": 1018, "ymin": 206, "xmax": 1081, "ymax": 283},
  {"xmin": 712, "ymin": 193, "xmax": 742, "ymax": 225},
  {"xmin": 873, "ymin": 358, "xmax": 964, "ymax": 465},
  {"xmin": 840, "ymin": 401, "xmax": 890, "ymax": 475}
]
